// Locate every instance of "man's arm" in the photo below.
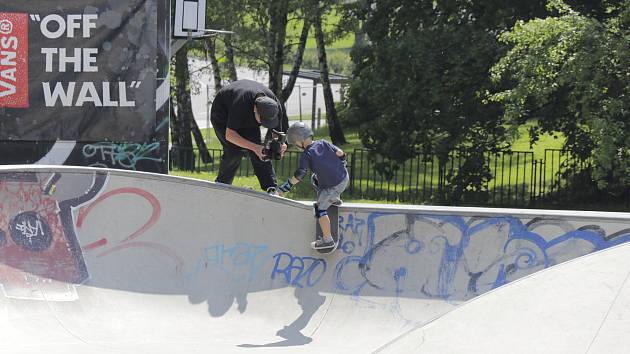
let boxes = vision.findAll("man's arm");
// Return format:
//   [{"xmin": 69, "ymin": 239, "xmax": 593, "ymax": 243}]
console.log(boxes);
[
  {"xmin": 274, "ymin": 103, "xmax": 289, "ymax": 155},
  {"xmin": 225, "ymin": 128, "xmax": 266, "ymax": 160}
]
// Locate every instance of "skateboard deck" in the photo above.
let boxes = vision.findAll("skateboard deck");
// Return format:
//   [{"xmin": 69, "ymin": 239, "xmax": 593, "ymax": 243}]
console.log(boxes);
[{"xmin": 315, "ymin": 204, "xmax": 339, "ymax": 254}]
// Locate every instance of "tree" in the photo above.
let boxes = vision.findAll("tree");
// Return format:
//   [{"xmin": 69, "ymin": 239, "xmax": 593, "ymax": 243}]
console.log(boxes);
[
  {"xmin": 226, "ymin": 0, "xmax": 309, "ymax": 105},
  {"xmin": 171, "ymin": 50, "xmax": 195, "ymax": 171},
  {"xmin": 311, "ymin": 0, "xmax": 347, "ymax": 145},
  {"xmin": 490, "ymin": 0, "xmax": 630, "ymax": 197},
  {"xmin": 172, "ymin": 46, "xmax": 212, "ymax": 169},
  {"xmin": 204, "ymin": 38, "xmax": 223, "ymax": 93},
  {"xmin": 343, "ymin": 0, "xmax": 550, "ymax": 204},
  {"xmin": 205, "ymin": 0, "xmax": 245, "ymax": 85}
]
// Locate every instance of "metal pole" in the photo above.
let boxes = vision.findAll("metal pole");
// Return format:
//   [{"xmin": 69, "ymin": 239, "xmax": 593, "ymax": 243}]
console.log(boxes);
[
  {"xmin": 206, "ymin": 84, "xmax": 210, "ymax": 142},
  {"xmin": 317, "ymin": 108, "xmax": 321, "ymax": 129},
  {"xmin": 298, "ymin": 85, "xmax": 302, "ymax": 122},
  {"xmin": 311, "ymin": 84, "xmax": 317, "ymax": 131},
  {"xmin": 204, "ymin": 39, "xmax": 210, "ymax": 142}
]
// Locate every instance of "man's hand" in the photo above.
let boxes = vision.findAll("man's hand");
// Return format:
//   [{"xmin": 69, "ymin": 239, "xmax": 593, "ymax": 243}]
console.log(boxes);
[
  {"xmin": 253, "ymin": 145, "xmax": 267, "ymax": 161},
  {"xmin": 271, "ymin": 130, "xmax": 288, "ymax": 157}
]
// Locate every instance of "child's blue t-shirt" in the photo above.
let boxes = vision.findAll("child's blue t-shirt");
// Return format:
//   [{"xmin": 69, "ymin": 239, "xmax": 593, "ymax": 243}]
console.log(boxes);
[{"xmin": 298, "ymin": 140, "xmax": 347, "ymax": 188}]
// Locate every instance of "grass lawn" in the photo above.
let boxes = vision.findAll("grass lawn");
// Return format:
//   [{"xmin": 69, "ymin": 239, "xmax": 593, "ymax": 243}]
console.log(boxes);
[
  {"xmin": 171, "ymin": 119, "xmax": 571, "ymax": 205},
  {"xmin": 509, "ymin": 121, "xmax": 565, "ymax": 159}
]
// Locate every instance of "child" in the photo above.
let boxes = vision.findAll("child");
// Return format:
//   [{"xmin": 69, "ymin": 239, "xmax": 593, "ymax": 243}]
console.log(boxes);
[{"xmin": 278, "ymin": 122, "xmax": 349, "ymax": 252}]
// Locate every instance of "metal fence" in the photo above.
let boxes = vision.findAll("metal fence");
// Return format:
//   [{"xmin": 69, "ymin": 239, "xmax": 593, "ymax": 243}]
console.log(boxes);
[
  {"xmin": 348, "ymin": 149, "xmax": 537, "ymax": 206},
  {"xmin": 169, "ymin": 146, "xmax": 629, "ymax": 210}
]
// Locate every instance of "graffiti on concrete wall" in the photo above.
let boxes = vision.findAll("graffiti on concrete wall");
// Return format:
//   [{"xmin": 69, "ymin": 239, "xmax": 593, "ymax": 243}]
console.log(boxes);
[
  {"xmin": 0, "ymin": 171, "xmax": 106, "ymax": 300},
  {"xmin": 334, "ymin": 212, "xmax": 630, "ymax": 304},
  {"xmin": 185, "ymin": 210, "xmax": 630, "ymax": 322},
  {"xmin": 271, "ymin": 252, "xmax": 327, "ymax": 288},
  {"xmin": 0, "ymin": 172, "xmax": 183, "ymax": 301},
  {"xmin": 186, "ymin": 242, "xmax": 270, "ymax": 282},
  {"xmin": 2, "ymin": 173, "xmax": 629, "ymax": 319}
]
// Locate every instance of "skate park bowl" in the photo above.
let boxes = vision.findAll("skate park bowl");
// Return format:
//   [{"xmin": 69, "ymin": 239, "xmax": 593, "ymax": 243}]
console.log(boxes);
[
  {"xmin": 1, "ymin": 165, "xmax": 629, "ymax": 353},
  {"xmin": 376, "ymin": 241, "xmax": 630, "ymax": 353}
]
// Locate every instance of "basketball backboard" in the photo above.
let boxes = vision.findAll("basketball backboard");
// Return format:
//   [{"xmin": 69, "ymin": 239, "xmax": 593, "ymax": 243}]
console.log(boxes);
[{"xmin": 173, "ymin": 0, "xmax": 206, "ymax": 38}]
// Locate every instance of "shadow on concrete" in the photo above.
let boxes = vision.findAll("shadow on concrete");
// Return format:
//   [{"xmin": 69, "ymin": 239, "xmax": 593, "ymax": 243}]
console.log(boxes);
[{"xmin": 237, "ymin": 287, "xmax": 326, "ymax": 348}]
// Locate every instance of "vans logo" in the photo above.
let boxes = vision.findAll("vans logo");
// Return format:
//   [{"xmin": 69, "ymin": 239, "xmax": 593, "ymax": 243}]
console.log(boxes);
[
  {"xmin": 0, "ymin": 19, "xmax": 13, "ymax": 34},
  {"xmin": 0, "ymin": 13, "xmax": 28, "ymax": 108}
]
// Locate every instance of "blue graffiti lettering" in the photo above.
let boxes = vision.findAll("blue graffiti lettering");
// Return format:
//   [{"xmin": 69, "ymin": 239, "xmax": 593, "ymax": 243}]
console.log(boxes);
[
  {"xmin": 334, "ymin": 212, "xmax": 630, "ymax": 302},
  {"xmin": 186, "ymin": 242, "xmax": 269, "ymax": 281},
  {"xmin": 271, "ymin": 252, "xmax": 326, "ymax": 288}
]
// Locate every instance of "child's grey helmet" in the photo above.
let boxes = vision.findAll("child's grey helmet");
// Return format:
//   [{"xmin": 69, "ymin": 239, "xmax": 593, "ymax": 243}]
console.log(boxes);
[{"xmin": 286, "ymin": 122, "xmax": 314, "ymax": 146}]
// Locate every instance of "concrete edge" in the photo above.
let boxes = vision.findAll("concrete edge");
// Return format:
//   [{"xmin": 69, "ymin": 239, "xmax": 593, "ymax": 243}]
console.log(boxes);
[
  {"xmin": 1, "ymin": 165, "xmax": 311, "ymax": 210},
  {"xmin": 2, "ymin": 165, "xmax": 629, "ymax": 221}
]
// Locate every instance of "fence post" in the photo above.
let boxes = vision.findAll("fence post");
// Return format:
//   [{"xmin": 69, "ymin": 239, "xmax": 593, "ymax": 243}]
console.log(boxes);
[
  {"xmin": 298, "ymin": 85, "xmax": 303, "ymax": 122},
  {"xmin": 530, "ymin": 159, "xmax": 537, "ymax": 207},
  {"xmin": 317, "ymin": 108, "xmax": 321, "ymax": 129},
  {"xmin": 349, "ymin": 151, "xmax": 355, "ymax": 195},
  {"xmin": 311, "ymin": 85, "xmax": 317, "ymax": 130}
]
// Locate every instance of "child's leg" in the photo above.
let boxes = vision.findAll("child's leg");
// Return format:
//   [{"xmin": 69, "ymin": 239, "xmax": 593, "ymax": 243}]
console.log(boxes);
[
  {"xmin": 312, "ymin": 203, "xmax": 335, "ymax": 250},
  {"xmin": 318, "ymin": 214, "xmax": 333, "ymax": 243},
  {"xmin": 314, "ymin": 203, "xmax": 333, "ymax": 242}
]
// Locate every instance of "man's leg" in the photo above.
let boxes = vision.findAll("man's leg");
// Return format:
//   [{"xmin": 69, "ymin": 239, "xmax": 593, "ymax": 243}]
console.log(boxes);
[
  {"xmin": 217, "ymin": 146, "xmax": 245, "ymax": 184},
  {"xmin": 214, "ymin": 125, "xmax": 245, "ymax": 185},
  {"xmin": 249, "ymin": 152, "xmax": 277, "ymax": 192},
  {"xmin": 239, "ymin": 128, "xmax": 278, "ymax": 192}
]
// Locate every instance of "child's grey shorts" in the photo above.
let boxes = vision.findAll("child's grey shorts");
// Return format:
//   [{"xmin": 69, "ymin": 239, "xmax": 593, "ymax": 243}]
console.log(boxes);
[{"xmin": 316, "ymin": 173, "xmax": 349, "ymax": 210}]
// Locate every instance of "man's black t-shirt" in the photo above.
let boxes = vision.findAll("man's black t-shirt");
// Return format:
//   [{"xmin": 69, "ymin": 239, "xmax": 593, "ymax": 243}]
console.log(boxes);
[{"xmin": 210, "ymin": 80, "xmax": 284, "ymax": 131}]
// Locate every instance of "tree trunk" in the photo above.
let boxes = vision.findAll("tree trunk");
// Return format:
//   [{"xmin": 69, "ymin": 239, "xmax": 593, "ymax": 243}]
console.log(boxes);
[
  {"xmin": 313, "ymin": 4, "xmax": 347, "ymax": 145},
  {"xmin": 268, "ymin": 0, "xmax": 289, "ymax": 97},
  {"xmin": 175, "ymin": 46, "xmax": 211, "ymax": 168},
  {"xmin": 206, "ymin": 38, "xmax": 223, "ymax": 94},
  {"xmin": 281, "ymin": 16, "xmax": 311, "ymax": 102},
  {"xmin": 190, "ymin": 117, "xmax": 213, "ymax": 164},
  {"xmin": 173, "ymin": 49, "xmax": 193, "ymax": 170},
  {"xmin": 169, "ymin": 96, "xmax": 180, "ymax": 149},
  {"xmin": 224, "ymin": 34, "xmax": 238, "ymax": 82}
]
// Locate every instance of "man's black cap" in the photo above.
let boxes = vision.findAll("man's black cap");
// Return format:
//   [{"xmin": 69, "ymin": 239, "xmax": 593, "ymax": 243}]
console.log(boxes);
[{"xmin": 255, "ymin": 96, "xmax": 279, "ymax": 128}]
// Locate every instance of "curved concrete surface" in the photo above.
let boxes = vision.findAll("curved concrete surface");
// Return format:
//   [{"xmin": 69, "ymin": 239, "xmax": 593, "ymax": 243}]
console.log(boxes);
[
  {"xmin": 0, "ymin": 166, "xmax": 629, "ymax": 353},
  {"xmin": 377, "ymin": 242, "xmax": 630, "ymax": 354}
]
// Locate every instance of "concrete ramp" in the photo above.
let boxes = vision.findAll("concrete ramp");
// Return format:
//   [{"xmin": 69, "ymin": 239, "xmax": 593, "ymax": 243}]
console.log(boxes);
[
  {"xmin": 0, "ymin": 166, "xmax": 629, "ymax": 353},
  {"xmin": 377, "ymin": 242, "xmax": 630, "ymax": 354}
]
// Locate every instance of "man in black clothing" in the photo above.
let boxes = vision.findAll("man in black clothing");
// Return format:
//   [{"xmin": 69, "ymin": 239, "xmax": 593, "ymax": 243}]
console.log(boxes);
[{"xmin": 210, "ymin": 80, "xmax": 288, "ymax": 194}]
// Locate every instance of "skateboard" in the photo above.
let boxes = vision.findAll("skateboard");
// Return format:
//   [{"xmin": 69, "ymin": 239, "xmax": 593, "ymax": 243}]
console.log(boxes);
[{"xmin": 314, "ymin": 204, "xmax": 339, "ymax": 254}]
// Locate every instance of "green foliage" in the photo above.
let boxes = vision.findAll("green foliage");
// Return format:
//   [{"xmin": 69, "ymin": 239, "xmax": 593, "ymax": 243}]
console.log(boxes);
[
  {"xmin": 343, "ymin": 0, "xmax": 549, "ymax": 203},
  {"xmin": 490, "ymin": 0, "xmax": 630, "ymax": 194},
  {"xmin": 437, "ymin": 150, "xmax": 492, "ymax": 205}
]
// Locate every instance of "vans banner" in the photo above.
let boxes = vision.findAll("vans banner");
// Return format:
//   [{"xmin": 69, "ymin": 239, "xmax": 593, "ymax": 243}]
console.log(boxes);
[
  {"xmin": 0, "ymin": 13, "xmax": 28, "ymax": 108},
  {"xmin": 0, "ymin": 1, "xmax": 157, "ymax": 141}
]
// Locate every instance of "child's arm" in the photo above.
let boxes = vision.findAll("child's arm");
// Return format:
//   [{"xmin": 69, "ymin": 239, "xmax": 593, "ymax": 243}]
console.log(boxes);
[
  {"xmin": 335, "ymin": 147, "xmax": 347, "ymax": 167},
  {"xmin": 278, "ymin": 168, "xmax": 307, "ymax": 195}
]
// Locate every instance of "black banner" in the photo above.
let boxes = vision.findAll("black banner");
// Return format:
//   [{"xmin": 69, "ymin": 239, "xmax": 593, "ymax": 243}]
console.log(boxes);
[
  {"xmin": 0, "ymin": 0, "xmax": 158, "ymax": 141},
  {"xmin": 0, "ymin": 140, "xmax": 168, "ymax": 174}
]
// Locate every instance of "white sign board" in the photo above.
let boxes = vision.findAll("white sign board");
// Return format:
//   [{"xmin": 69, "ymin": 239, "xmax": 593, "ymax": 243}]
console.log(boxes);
[{"xmin": 173, "ymin": 0, "xmax": 206, "ymax": 38}]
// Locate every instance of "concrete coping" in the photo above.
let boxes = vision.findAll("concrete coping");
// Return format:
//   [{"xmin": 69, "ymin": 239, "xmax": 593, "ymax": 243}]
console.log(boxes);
[{"xmin": 3, "ymin": 165, "xmax": 629, "ymax": 221}]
